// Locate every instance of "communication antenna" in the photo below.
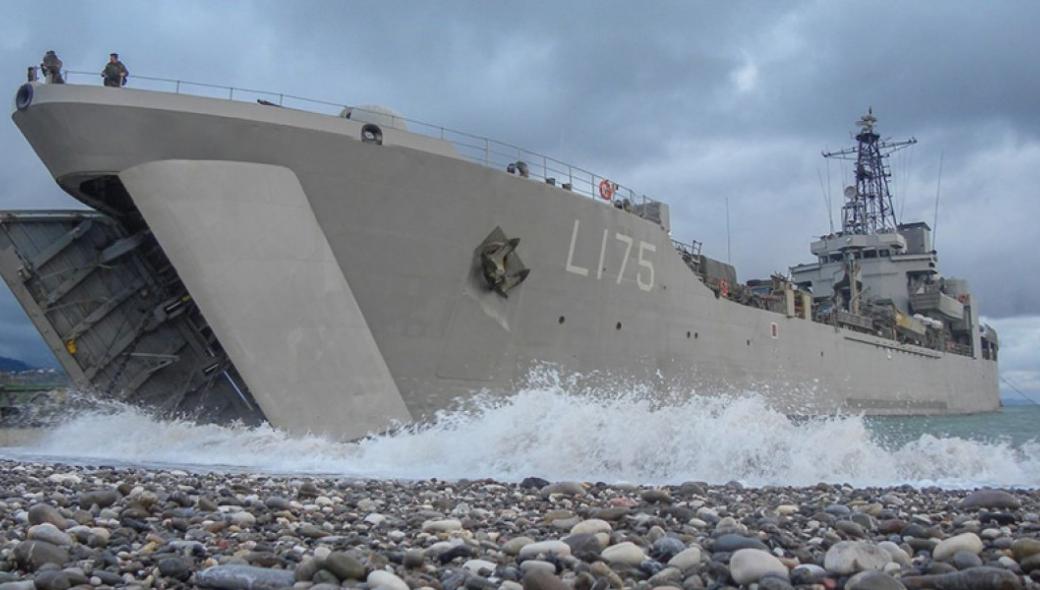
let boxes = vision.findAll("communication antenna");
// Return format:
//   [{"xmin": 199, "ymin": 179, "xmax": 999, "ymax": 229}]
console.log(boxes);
[
  {"xmin": 816, "ymin": 168, "xmax": 834, "ymax": 233},
  {"xmin": 826, "ymin": 158, "xmax": 835, "ymax": 231},
  {"xmin": 823, "ymin": 108, "xmax": 916, "ymax": 234},
  {"xmin": 725, "ymin": 197, "xmax": 732, "ymax": 263},
  {"xmin": 932, "ymin": 151, "xmax": 944, "ymax": 248}
]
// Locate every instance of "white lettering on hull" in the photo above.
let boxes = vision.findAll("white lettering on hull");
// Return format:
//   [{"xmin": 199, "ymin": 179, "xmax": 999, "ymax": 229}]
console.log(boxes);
[
  {"xmin": 565, "ymin": 219, "xmax": 590, "ymax": 277},
  {"xmin": 565, "ymin": 218, "xmax": 656, "ymax": 291}
]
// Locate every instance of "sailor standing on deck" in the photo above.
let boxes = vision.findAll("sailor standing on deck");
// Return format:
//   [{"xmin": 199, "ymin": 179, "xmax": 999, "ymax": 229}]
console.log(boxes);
[
  {"xmin": 101, "ymin": 53, "xmax": 128, "ymax": 87},
  {"xmin": 40, "ymin": 51, "xmax": 64, "ymax": 84}
]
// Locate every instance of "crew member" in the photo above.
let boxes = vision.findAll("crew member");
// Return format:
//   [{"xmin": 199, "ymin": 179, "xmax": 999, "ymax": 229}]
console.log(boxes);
[
  {"xmin": 41, "ymin": 51, "xmax": 64, "ymax": 84},
  {"xmin": 102, "ymin": 53, "xmax": 129, "ymax": 87}
]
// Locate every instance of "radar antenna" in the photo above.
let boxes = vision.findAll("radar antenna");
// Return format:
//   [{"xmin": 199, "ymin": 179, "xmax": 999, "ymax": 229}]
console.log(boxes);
[{"xmin": 822, "ymin": 108, "xmax": 917, "ymax": 235}]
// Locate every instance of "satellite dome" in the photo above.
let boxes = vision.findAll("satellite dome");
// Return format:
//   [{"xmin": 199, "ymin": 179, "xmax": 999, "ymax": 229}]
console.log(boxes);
[{"xmin": 339, "ymin": 104, "xmax": 408, "ymax": 131}]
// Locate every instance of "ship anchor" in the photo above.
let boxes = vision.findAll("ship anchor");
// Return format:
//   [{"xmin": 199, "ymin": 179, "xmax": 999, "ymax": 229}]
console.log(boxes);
[{"xmin": 479, "ymin": 236, "xmax": 530, "ymax": 297}]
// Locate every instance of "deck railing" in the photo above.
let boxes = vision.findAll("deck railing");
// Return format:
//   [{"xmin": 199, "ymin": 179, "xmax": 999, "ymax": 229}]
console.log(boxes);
[{"xmin": 47, "ymin": 69, "xmax": 663, "ymax": 218}]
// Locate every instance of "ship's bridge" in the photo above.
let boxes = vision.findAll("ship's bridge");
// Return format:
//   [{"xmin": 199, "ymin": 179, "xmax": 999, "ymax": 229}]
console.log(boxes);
[
  {"xmin": 791, "ymin": 223, "xmax": 939, "ymax": 315},
  {"xmin": 809, "ymin": 231, "xmax": 906, "ymax": 260}
]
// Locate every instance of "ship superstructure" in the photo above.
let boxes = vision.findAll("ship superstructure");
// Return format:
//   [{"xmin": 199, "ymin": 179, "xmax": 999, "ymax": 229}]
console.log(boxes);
[
  {"xmin": 789, "ymin": 110, "xmax": 997, "ymax": 362},
  {"xmin": 1, "ymin": 72, "xmax": 999, "ymax": 439}
]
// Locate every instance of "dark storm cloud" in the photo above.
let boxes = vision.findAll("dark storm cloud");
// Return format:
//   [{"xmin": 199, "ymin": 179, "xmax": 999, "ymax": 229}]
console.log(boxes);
[{"xmin": 0, "ymin": 1, "xmax": 1038, "ymax": 389}]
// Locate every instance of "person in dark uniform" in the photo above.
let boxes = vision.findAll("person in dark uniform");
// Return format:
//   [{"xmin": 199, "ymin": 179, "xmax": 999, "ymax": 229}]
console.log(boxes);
[
  {"xmin": 101, "ymin": 53, "xmax": 128, "ymax": 87},
  {"xmin": 41, "ymin": 51, "xmax": 64, "ymax": 84}
]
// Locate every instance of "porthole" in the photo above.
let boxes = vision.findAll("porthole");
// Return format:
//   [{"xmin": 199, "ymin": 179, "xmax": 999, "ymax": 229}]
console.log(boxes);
[
  {"xmin": 558, "ymin": 316, "xmax": 565, "ymax": 324},
  {"xmin": 746, "ymin": 339, "xmax": 751, "ymax": 346},
  {"xmin": 616, "ymin": 322, "xmax": 622, "ymax": 331},
  {"xmin": 686, "ymin": 331, "xmax": 691, "ymax": 339}
]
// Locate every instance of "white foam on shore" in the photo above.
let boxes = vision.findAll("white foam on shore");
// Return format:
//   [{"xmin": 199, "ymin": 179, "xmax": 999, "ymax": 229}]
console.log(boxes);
[{"xmin": 4, "ymin": 388, "xmax": 1038, "ymax": 488}]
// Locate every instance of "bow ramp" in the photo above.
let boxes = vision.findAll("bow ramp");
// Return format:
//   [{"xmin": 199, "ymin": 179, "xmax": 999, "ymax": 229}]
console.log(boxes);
[{"xmin": 0, "ymin": 160, "xmax": 412, "ymax": 439}]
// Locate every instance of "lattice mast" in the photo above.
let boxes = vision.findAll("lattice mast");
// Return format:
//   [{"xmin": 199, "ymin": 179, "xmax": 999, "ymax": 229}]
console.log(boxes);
[{"xmin": 823, "ymin": 109, "xmax": 917, "ymax": 234}]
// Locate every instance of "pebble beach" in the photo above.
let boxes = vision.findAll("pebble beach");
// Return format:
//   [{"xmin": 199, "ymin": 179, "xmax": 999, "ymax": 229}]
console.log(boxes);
[{"xmin": 0, "ymin": 460, "xmax": 1037, "ymax": 590}]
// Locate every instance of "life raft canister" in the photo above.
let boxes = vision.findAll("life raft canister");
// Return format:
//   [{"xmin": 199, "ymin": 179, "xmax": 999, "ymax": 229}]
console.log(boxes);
[
  {"xmin": 719, "ymin": 279, "xmax": 730, "ymax": 298},
  {"xmin": 598, "ymin": 179, "xmax": 615, "ymax": 201}
]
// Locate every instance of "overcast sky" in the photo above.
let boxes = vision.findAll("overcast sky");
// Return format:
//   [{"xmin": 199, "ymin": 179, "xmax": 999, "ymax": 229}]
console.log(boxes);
[{"xmin": 1, "ymin": 1, "xmax": 1037, "ymax": 398}]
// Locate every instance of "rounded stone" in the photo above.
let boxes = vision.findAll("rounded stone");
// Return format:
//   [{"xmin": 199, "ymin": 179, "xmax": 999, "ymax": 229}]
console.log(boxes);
[
  {"xmin": 503, "ymin": 537, "xmax": 536, "ymax": 556},
  {"xmin": 27, "ymin": 505, "xmax": 66, "ymax": 530},
  {"xmin": 933, "ymin": 533, "xmax": 984, "ymax": 561},
  {"xmin": 960, "ymin": 490, "xmax": 1021, "ymax": 510},
  {"xmin": 522, "ymin": 569, "xmax": 570, "ymax": 590},
  {"xmin": 195, "ymin": 565, "xmax": 295, "ymax": 589},
  {"xmin": 877, "ymin": 541, "xmax": 911, "ymax": 567},
  {"xmin": 729, "ymin": 549, "xmax": 789, "ymax": 585},
  {"xmin": 78, "ymin": 489, "xmax": 119, "ymax": 509},
  {"xmin": 157, "ymin": 557, "xmax": 193, "ymax": 581},
  {"xmin": 27, "ymin": 524, "xmax": 72, "ymax": 546},
  {"xmin": 601, "ymin": 541, "xmax": 648, "ymax": 567},
  {"xmin": 403, "ymin": 549, "xmax": 424, "ymax": 569},
  {"xmin": 652, "ymin": 537, "xmax": 688, "ymax": 562},
  {"xmin": 570, "ymin": 519, "xmax": 612, "ymax": 536},
  {"xmin": 952, "ymin": 550, "xmax": 984, "ymax": 570},
  {"xmin": 824, "ymin": 541, "xmax": 892, "ymax": 575},
  {"xmin": 367, "ymin": 570, "xmax": 409, "ymax": 590},
  {"xmin": 32, "ymin": 571, "xmax": 70, "ymax": 590},
  {"xmin": 845, "ymin": 570, "xmax": 907, "ymax": 590},
  {"xmin": 519, "ymin": 541, "xmax": 571, "ymax": 560},
  {"xmin": 519, "ymin": 560, "xmax": 556, "ymax": 575},
  {"xmin": 1012, "ymin": 538, "xmax": 1040, "ymax": 561},
  {"xmin": 667, "ymin": 546, "xmax": 702, "ymax": 571},
  {"xmin": 791, "ymin": 564, "xmax": 827, "ymax": 585},
  {"xmin": 325, "ymin": 552, "xmax": 365, "ymax": 581},
  {"xmin": 13, "ymin": 540, "xmax": 69, "ymax": 571},
  {"xmin": 228, "ymin": 511, "xmax": 256, "ymax": 528}
]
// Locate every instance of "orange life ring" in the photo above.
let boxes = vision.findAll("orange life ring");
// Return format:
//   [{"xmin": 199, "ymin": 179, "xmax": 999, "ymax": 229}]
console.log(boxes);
[
  {"xmin": 719, "ymin": 279, "xmax": 730, "ymax": 298},
  {"xmin": 957, "ymin": 293, "xmax": 968, "ymax": 304},
  {"xmin": 598, "ymin": 179, "xmax": 615, "ymax": 201}
]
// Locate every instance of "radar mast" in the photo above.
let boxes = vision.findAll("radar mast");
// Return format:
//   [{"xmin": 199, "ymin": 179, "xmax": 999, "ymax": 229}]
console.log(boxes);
[{"xmin": 823, "ymin": 109, "xmax": 917, "ymax": 235}]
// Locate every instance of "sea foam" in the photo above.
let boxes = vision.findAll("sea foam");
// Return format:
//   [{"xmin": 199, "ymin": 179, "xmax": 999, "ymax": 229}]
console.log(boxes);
[{"xmin": 4, "ymin": 382, "xmax": 1037, "ymax": 488}]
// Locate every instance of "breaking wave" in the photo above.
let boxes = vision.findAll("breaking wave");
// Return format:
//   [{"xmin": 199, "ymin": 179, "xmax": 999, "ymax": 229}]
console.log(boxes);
[{"xmin": 3, "ymin": 385, "xmax": 1038, "ymax": 488}]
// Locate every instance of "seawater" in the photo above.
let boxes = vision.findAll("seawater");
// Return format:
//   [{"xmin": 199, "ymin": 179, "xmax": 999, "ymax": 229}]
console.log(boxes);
[{"xmin": 2, "ymin": 387, "xmax": 1037, "ymax": 489}]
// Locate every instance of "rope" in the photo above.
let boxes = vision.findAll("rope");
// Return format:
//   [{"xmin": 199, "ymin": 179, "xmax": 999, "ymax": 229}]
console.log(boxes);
[{"xmin": 1000, "ymin": 375, "xmax": 1039, "ymax": 406}]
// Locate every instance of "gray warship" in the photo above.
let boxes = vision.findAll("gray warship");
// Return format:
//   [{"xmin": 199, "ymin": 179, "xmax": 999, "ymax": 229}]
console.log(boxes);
[{"xmin": 1, "ymin": 71, "xmax": 999, "ymax": 438}]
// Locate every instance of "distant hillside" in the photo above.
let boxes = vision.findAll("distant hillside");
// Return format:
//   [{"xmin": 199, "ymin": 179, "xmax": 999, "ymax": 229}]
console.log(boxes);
[{"xmin": 0, "ymin": 356, "xmax": 33, "ymax": 372}]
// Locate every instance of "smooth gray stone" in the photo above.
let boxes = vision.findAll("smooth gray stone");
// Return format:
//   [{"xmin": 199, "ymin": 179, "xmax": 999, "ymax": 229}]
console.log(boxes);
[
  {"xmin": 27, "ymin": 505, "xmax": 66, "ymax": 529},
  {"xmin": 846, "ymin": 571, "xmax": 907, "ymax": 590},
  {"xmin": 902, "ymin": 567, "xmax": 1022, "ymax": 590},
  {"xmin": 952, "ymin": 551, "xmax": 983, "ymax": 570},
  {"xmin": 522, "ymin": 569, "xmax": 569, "ymax": 590},
  {"xmin": 158, "ymin": 557, "xmax": 193, "ymax": 581},
  {"xmin": 324, "ymin": 552, "xmax": 365, "ymax": 581},
  {"xmin": 195, "ymin": 565, "xmax": 295, "ymax": 590},
  {"xmin": 961, "ymin": 490, "xmax": 1021, "ymax": 510},
  {"xmin": 32, "ymin": 571, "xmax": 70, "ymax": 590},
  {"xmin": 78, "ymin": 489, "xmax": 119, "ymax": 509},
  {"xmin": 12, "ymin": 541, "xmax": 68, "ymax": 571}
]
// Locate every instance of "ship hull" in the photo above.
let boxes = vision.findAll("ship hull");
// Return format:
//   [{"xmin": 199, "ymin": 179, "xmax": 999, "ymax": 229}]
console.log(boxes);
[{"xmin": 10, "ymin": 83, "xmax": 1000, "ymax": 437}]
